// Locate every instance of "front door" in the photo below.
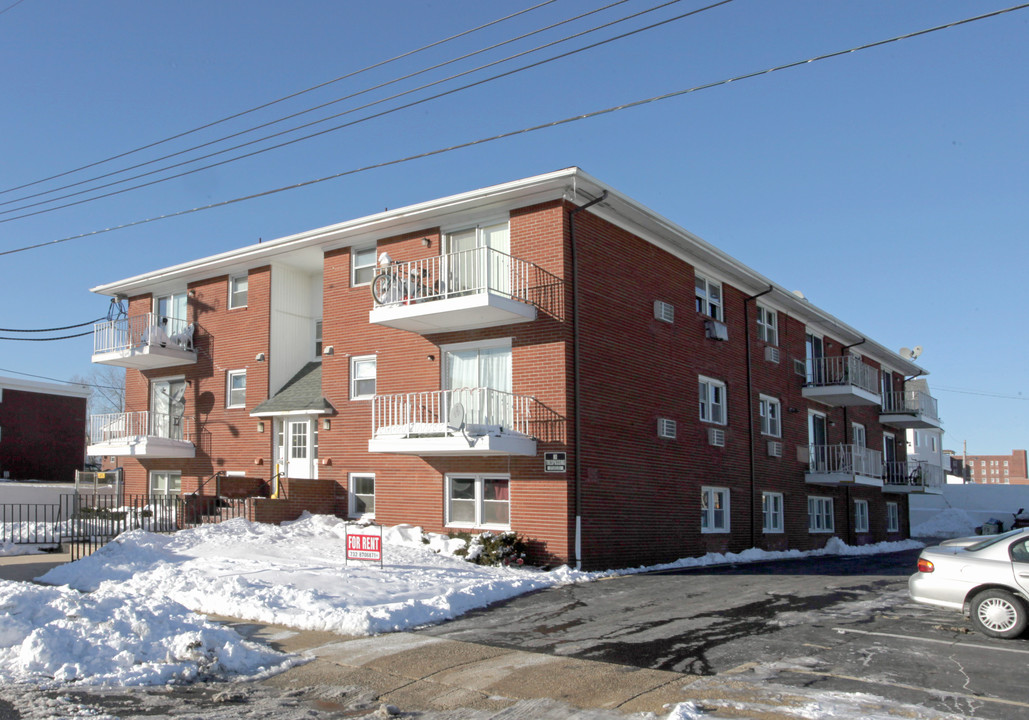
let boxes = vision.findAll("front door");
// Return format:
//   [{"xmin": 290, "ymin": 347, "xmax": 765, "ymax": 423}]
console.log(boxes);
[{"xmin": 277, "ymin": 418, "xmax": 317, "ymax": 479}]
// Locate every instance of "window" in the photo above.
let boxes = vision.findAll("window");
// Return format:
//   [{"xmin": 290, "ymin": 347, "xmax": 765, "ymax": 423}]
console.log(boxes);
[
  {"xmin": 887, "ymin": 502, "xmax": 900, "ymax": 533},
  {"xmin": 808, "ymin": 496, "xmax": 834, "ymax": 533},
  {"xmin": 352, "ymin": 246, "xmax": 376, "ymax": 286},
  {"xmin": 698, "ymin": 377, "xmax": 726, "ymax": 425},
  {"xmin": 854, "ymin": 500, "xmax": 869, "ymax": 533},
  {"xmin": 349, "ymin": 473, "xmax": 375, "ymax": 517},
  {"xmin": 350, "ymin": 356, "xmax": 376, "ymax": 399},
  {"xmin": 756, "ymin": 305, "xmax": 778, "ymax": 345},
  {"xmin": 446, "ymin": 475, "xmax": 510, "ymax": 528},
  {"xmin": 314, "ymin": 320, "xmax": 323, "ymax": 358},
  {"xmin": 229, "ymin": 275, "xmax": 248, "ymax": 309},
  {"xmin": 701, "ymin": 486, "xmax": 729, "ymax": 533},
  {"xmin": 150, "ymin": 471, "xmax": 181, "ymax": 496},
  {"xmin": 762, "ymin": 492, "xmax": 784, "ymax": 533},
  {"xmin": 695, "ymin": 274, "xmax": 723, "ymax": 321},
  {"xmin": 759, "ymin": 395, "xmax": 781, "ymax": 437},
  {"xmin": 226, "ymin": 370, "xmax": 246, "ymax": 408},
  {"xmin": 154, "ymin": 291, "xmax": 189, "ymax": 336}
]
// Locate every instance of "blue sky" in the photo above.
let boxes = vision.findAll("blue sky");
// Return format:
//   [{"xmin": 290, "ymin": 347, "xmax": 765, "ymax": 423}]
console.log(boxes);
[{"xmin": 1, "ymin": 0, "xmax": 1026, "ymax": 455}]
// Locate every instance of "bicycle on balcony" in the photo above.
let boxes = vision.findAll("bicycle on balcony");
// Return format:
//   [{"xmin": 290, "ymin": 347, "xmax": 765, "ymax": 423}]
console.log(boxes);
[{"xmin": 371, "ymin": 252, "xmax": 434, "ymax": 306}]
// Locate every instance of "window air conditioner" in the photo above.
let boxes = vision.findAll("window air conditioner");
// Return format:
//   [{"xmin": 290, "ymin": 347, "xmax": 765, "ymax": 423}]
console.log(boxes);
[
  {"xmin": 705, "ymin": 319, "xmax": 729, "ymax": 341},
  {"xmin": 793, "ymin": 358, "xmax": 808, "ymax": 377},
  {"xmin": 767, "ymin": 440, "xmax": 783, "ymax": 458},
  {"xmin": 657, "ymin": 418, "xmax": 677, "ymax": 439},
  {"xmin": 708, "ymin": 427, "xmax": 726, "ymax": 447},
  {"xmin": 764, "ymin": 346, "xmax": 780, "ymax": 364},
  {"xmin": 654, "ymin": 300, "xmax": 674, "ymax": 324}
]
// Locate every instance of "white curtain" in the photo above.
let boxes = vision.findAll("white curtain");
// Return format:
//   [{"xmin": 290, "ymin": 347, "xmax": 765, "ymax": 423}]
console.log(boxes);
[{"xmin": 446, "ymin": 346, "xmax": 511, "ymax": 427}]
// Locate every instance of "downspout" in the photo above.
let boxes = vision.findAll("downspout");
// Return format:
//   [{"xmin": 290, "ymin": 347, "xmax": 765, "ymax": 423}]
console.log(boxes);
[
  {"xmin": 568, "ymin": 190, "xmax": 607, "ymax": 571},
  {"xmin": 744, "ymin": 285, "xmax": 774, "ymax": 550}
]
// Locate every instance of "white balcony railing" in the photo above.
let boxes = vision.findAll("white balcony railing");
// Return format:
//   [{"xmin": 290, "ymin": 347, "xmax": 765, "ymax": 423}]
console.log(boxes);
[
  {"xmin": 805, "ymin": 356, "xmax": 880, "ymax": 396},
  {"xmin": 372, "ymin": 387, "xmax": 535, "ymax": 439},
  {"xmin": 370, "ymin": 247, "xmax": 560, "ymax": 308},
  {"xmin": 809, "ymin": 444, "xmax": 884, "ymax": 479},
  {"xmin": 881, "ymin": 390, "xmax": 939, "ymax": 422},
  {"xmin": 89, "ymin": 411, "xmax": 193, "ymax": 445},
  {"xmin": 883, "ymin": 461, "xmax": 945, "ymax": 492},
  {"xmin": 94, "ymin": 313, "xmax": 194, "ymax": 355}
]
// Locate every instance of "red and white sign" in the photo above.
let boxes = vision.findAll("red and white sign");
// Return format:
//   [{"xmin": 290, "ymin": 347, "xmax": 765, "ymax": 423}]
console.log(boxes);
[{"xmin": 346, "ymin": 533, "xmax": 382, "ymax": 562}]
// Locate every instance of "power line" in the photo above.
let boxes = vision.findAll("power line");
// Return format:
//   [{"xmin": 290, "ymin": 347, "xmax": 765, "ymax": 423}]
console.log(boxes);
[
  {"xmin": 0, "ymin": 0, "xmax": 703, "ymax": 222},
  {"xmin": 3, "ymin": 2, "xmax": 1025, "ymax": 257},
  {"xmin": 0, "ymin": 0, "xmax": 559, "ymax": 198},
  {"xmin": 934, "ymin": 386, "xmax": 1028, "ymax": 401},
  {"xmin": 0, "ymin": 330, "xmax": 93, "ymax": 341},
  {"xmin": 0, "ymin": 0, "xmax": 27, "ymax": 17},
  {"xmin": 0, "ymin": 317, "xmax": 103, "ymax": 332},
  {"xmin": 0, "ymin": 366, "xmax": 120, "ymax": 391},
  {"xmin": 0, "ymin": 0, "xmax": 632, "ymax": 212}
]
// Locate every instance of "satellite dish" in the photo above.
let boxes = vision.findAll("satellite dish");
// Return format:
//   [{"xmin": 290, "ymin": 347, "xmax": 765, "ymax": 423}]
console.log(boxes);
[
  {"xmin": 911, "ymin": 346, "xmax": 923, "ymax": 360},
  {"xmin": 899, "ymin": 347, "xmax": 912, "ymax": 359},
  {"xmin": 446, "ymin": 403, "xmax": 466, "ymax": 434}
]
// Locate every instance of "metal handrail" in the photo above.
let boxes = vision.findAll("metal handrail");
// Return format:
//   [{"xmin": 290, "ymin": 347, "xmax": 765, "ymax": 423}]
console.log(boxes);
[
  {"xmin": 808, "ymin": 444, "xmax": 884, "ymax": 479},
  {"xmin": 370, "ymin": 247, "xmax": 562, "ymax": 307},
  {"xmin": 372, "ymin": 387, "xmax": 536, "ymax": 438},
  {"xmin": 190, "ymin": 470, "xmax": 224, "ymax": 498},
  {"xmin": 93, "ymin": 312, "xmax": 194, "ymax": 355},
  {"xmin": 89, "ymin": 411, "xmax": 194, "ymax": 444},
  {"xmin": 881, "ymin": 390, "xmax": 939, "ymax": 421},
  {"xmin": 804, "ymin": 355, "xmax": 880, "ymax": 396},
  {"xmin": 883, "ymin": 460, "xmax": 944, "ymax": 490}
]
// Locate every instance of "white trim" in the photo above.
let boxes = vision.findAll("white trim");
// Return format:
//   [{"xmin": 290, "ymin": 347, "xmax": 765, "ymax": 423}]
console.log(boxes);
[
  {"xmin": 759, "ymin": 394, "xmax": 781, "ymax": 438},
  {"xmin": 698, "ymin": 376, "xmax": 727, "ymax": 426},
  {"xmin": 438, "ymin": 336, "xmax": 512, "ymax": 354},
  {"xmin": 701, "ymin": 486, "xmax": 730, "ymax": 534},
  {"xmin": 351, "ymin": 245, "xmax": 376, "ymax": 287},
  {"xmin": 226, "ymin": 369, "xmax": 246, "ymax": 409},
  {"xmin": 854, "ymin": 499, "xmax": 870, "ymax": 533},
  {"xmin": 445, "ymin": 474, "xmax": 511, "ymax": 530},
  {"xmin": 228, "ymin": 274, "xmax": 248, "ymax": 309},
  {"xmin": 762, "ymin": 491, "xmax": 784, "ymax": 534},
  {"xmin": 350, "ymin": 355, "xmax": 377, "ymax": 400},
  {"xmin": 440, "ymin": 215, "xmax": 510, "ymax": 237},
  {"xmin": 887, "ymin": 502, "xmax": 900, "ymax": 533},
  {"xmin": 0, "ymin": 375, "xmax": 92, "ymax": 399},
  {"xmin": 348, "ymin": 472, "xmax": 375, "ymax": 519},
  {"xmin": 808, "ymin": 496, "xmax": 835, "ymax": 533}
]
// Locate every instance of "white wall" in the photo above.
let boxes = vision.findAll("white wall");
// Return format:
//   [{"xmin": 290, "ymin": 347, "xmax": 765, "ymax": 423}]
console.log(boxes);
[
  {"xmin": 911, "ymin": 484, "xmax": 1029, "ymax": 534},
  {"xmin": 269, "ymin": 265, "xmax": 322, "ymax": 394}
]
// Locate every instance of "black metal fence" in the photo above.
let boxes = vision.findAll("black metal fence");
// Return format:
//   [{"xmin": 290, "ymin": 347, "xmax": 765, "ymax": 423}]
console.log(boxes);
[{"xmin": 0, "ymin": 503, "xmax": 66, "ymax": 546}]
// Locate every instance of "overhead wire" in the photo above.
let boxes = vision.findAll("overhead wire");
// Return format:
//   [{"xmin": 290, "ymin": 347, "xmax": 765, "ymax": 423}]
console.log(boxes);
[
  {"xmin": 0, "ymin": 0, "xmax": 707, "ymax": 222},
  {"xmin": 0, "ymin": 366, "xmax": 119, "ymax": 391},
  {"xmin": 2, "ymin": 2, "xmax": 1025, "ymax": 257},
  {"xmin": 0, "ymin": 317, "xmax": 103, "ymax": 332},
  {"xmin": 0, "ymin": 0, "xmax": 27, "ymax": 17},
  {"xmin": 0, "ymin": 330, "xmax": 93, "ymax": 341},
  {"xmin": 0, "ymin": 0, "xmax": 633, "ymax": 211},
  {"xmin": 0, "ymin": 0, "xmax": 559, "ymax": 197}
]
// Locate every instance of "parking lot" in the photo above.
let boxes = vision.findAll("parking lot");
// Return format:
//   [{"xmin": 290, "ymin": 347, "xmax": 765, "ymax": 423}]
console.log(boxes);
[{"xmin": 420, "ymin": 548, "xmax": 1029, "ymax": 719}]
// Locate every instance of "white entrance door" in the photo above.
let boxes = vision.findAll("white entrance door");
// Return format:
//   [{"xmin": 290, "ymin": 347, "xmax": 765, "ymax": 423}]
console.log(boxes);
[{"xmin": 277, "ymin": 418, "xmax": 317, "ymax": 479}]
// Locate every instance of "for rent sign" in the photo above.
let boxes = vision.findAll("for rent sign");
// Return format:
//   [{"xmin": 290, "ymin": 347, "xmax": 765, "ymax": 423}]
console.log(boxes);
[{"xmin": 346, "ymin": 531, "xmax": 382, "ymax": 563}]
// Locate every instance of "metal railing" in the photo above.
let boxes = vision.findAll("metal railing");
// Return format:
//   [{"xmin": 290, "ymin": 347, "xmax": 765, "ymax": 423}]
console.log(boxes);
[
  {"xmin": 0, "ymin": 503, "xmax": 64, "ymax": 545},
  {"xmin": 881, "ymin": 390, "xmax": 939, "ymax": 422},
  {"xmin": 804, "ymin": 355, "xmax": 880, "ymax": 396},
  {"xmin": 372, "ymin": 387, "xmax": 536, "ymax": 439},
  {"xmin": 371, "ymin": 247, "xmax": 561, "ymax": 308},
  {"xmin": 93, "ymin": 312, "xmax": 194, "ymax": 355},
  {"xmin": 883, "ymin": 461, "xmax": 945, "ymax": 491},
  {"xmin": 808, "ymin": 444, "xmax": 884, "ymax": 479},
  {"xmin": 89, "ymin": 410, "xmax": 194, "ymax": 444}
]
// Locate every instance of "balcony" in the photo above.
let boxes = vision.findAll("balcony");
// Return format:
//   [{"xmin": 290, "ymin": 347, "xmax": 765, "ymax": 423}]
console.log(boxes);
[
  {"xmin": 368, "ymin": 248, "xmax": 562, "ymax": 334},
  {"xmin": 805, "ymin": 444, "xmax": 883, "ymax": 487},
  {"xmin": 883, "ymin": 461, "xmax": 944, "ymax": 494},
  {"xmin": 87, "ymin": 411, "xmax": 196, "ymax": 458},
  {"xmin": 801, "ymin": 356, "xmax": 880, "ymax": 407},
  {"xmin": 92, "ymin": 313, "xmax": 197, "ymax": 370},
  {"xmin": 368, "ymin": 387, "xmax": 538, "ymax": 456},
  {"xmin": 880, "ymin": 390, "xmax": 941, "ymax": 429}
]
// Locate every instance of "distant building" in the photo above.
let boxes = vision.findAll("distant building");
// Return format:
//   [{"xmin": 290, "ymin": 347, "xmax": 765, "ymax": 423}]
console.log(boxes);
[
  {"xmin": 962, "ymin": 449, "xmax": 1029, "ymax": 485},
  {"xmin": 0, "ymin": 376, "xmax": 91, "ymax": 481}
]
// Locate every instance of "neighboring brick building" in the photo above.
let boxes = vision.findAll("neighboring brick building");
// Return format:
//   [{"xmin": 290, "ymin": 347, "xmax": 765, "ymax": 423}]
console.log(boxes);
[
  {"xmin": 86, "ymin": 168, "xmax": 942, "ymax": 569},
  {"xmin": 0, "ymin": 376, "xmax": 90, "ymax": 481},
  {"xmin": 962, "ymin": 449, "xmax": 1029, "ymax": 485}
]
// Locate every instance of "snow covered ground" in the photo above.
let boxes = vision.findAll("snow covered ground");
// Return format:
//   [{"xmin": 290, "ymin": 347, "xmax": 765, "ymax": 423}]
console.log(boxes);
[{"xmin": 0, "ymin": 512, "xmax": 955, "ymax": 719}]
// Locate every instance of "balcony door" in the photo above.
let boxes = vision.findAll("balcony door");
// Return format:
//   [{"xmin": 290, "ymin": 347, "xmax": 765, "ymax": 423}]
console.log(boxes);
[
  {"xmin": 445, "ymin": 342, "xmax": 512, "ymax": 428},
  {"xmin": 151, "ymin": 379, "xmax": 186, "ymax": 440},
  {"xmin": 805, "ymin": 332, "xmax": 824, "ymax": 384},
  {"xmin": 155, "ymin": 292, "xmax": 189, "ymax": 336},
  {"xmin": 808, "ymin": 411, "xmax": 827, "ymax": 470},
  {"xmin": 444, "ymin": 223, "xmax": 510, "ymax": 297}
]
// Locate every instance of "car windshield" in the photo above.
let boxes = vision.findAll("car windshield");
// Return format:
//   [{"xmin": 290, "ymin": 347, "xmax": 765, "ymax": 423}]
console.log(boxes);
[{"xmin": 965, "ymin": 528, "xmax": 1025, "ymax": 553}]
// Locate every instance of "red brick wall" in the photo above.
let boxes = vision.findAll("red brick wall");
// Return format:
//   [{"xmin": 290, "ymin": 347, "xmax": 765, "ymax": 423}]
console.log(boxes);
[{"xmin": 0, "ymin": 389, "xmax": 86, "ymax": 481}]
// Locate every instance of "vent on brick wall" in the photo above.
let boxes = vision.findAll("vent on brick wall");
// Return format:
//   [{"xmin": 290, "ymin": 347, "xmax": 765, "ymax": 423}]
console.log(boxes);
[
  {"xmin": 705, "ymin": 319, "xmax": 729, "ymax": 341},
  {"xmin": 793, "ymin": 358, "xmax": 807, "ymax": 377},
  {"xmin": 657, "ymin": 418, "xmax": 677, "ymax": 439},
  {"xmin": 654, "ymin": 300, "xmax": 674, "ymax": 324},
  {"xmin": 767, "ymin": 440, "xmax": 783, "ymax": 458},
  {"xmin": 708, "ymin": 427, "xmax": 726, "ymax": 447},
  {"xmin": 765, "ymin": 346, "xmax": 780, "ymax": 364}
]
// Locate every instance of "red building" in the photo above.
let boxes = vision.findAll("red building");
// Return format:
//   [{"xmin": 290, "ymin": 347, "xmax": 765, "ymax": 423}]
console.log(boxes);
[
  {"xmin": 86, "ymin": 169, "xmax": 941, "ymax": 569},
  {"xmin": 0, "ymin": 376, "xmax": 90, "ymax": 481},
  {"xmin": 962, "ymin": 449, "xmax": 1029, "ymax": 485}
]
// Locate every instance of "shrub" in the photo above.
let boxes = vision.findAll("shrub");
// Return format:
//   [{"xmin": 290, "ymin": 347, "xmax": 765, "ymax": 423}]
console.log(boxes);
[{"xmin": 464, "ymin": 531, "xmax": 527, "ymax": 567}]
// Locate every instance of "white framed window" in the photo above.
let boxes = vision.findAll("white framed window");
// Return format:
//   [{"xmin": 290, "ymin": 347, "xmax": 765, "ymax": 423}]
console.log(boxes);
[
  {"xmin": 756, "ymin": 305, "xmax": 778, "ymax": 345},
  {"xmin": 887, "ymin": 502, "xmax": 899, "ymax": 533},
  {"xmin": 762, "ymin": 492, "xmax": 784, "ymax": 533},
  {"xmin": 229, "ymin": 275, "xmax": 248, "ymax": 309},
  {"xmin": 759, "ymin": 395, "xmax": 781, "ymax": 437},
  {"xmin": 854, "ymin": 500, "xmax": 869, "ymax": 533},
  {"xmin": 701, "ymin": 486, "xmax": 729, "ymax": 533},
  {"xmin": 350, "ymin": 356, "xmax": 376, "ymax": 399},
  {"xmin": 446, "ymin": 475, "xmax": 510, "ymax": 529},
  {"xmin": 352, "ymin": 246, "xmax": 377, "ymax": 286},
  {"xmin": 226, "ymin": 370, "xmax": 246, "ymax": 408},
  {"xmin": 149, "ymin": 470, "xmax": 181, "ymax": 496},
  {"xmin": 698, "ymin": 377, "xmax": 726, "ymax": 425},
  {"xmin": 349, "ymin": 473, "xmax": 375, "ymax": 518},
  {"xmin": 314, "ymin": 320, "xmax": 323, "ymax": 358},
  {"xmin": 695, "ymin": 274, "xmax": 723, "ymax": 321},
  {"xmin": 808, "ymin": 496, "xmax": 834, "ymax": 533},
  {"xmin": 851, "ymin": 422, "xmax": 866, "ymax": 448}
]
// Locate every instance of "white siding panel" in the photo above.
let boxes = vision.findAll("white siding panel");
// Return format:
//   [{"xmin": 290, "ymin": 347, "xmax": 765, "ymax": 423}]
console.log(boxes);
[{"xmin": 270, "ymin": 265, "xmax": 321, "ymax": 394}]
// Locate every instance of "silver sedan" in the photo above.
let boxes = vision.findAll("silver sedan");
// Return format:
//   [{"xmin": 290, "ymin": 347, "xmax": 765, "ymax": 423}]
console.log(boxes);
[{"xmin": 909, "ymin": 527, "xmax": 1029, "ymax": 638}]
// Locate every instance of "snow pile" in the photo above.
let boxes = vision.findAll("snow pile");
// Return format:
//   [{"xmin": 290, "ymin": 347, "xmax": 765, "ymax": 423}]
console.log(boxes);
[
  {"xmin": 911, "ymin": 507, "xmax": 978, "ymax": 538},
  {"xmin": 0, "ymin": 580, "xmax": 299, "ymax": 687}
]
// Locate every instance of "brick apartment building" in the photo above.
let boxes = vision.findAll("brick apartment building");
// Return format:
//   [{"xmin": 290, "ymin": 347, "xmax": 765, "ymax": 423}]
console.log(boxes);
[
  {"xmin": 86, "ymin": 168, "xmax": 943, "ymax": 569},
  {"xmin": 961, "ymin": 449, "xmax": 1028, "ymax": 485},
  {"xmin": 0, "ymin": 376, "xmax": 90, "ymax": 481}
]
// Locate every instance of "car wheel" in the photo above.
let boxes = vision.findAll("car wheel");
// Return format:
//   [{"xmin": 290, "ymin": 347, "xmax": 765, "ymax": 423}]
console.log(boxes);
[{"xmin": 970, "ymin": 589, "xmax": 1028, "ymax": 639}]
